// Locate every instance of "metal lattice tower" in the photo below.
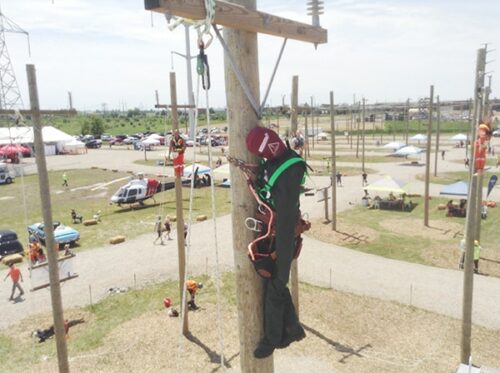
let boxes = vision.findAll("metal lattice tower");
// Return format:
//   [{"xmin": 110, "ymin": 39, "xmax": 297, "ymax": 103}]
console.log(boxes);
[{"xmin": 0, "ymin": 4, "xmax": 29, "ymax": 110}]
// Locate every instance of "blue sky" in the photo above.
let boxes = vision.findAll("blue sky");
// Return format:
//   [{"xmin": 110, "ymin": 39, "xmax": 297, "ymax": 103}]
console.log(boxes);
[{"xmin": 4, "ymin": 0, "xmax": 500, "ymax": 110}]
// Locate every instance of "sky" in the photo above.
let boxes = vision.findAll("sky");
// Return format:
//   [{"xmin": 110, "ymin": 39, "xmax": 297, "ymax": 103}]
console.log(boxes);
[{"xmin": 3, "ymin": 0, "xmax": 500, "ymax": 111}]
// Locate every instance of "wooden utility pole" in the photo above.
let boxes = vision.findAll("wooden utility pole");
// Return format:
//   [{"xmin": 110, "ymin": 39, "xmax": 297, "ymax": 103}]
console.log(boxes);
[
  {"xmin": 170, "ymin": 72, "xmax": 188, "ymax": 334},
  {"xmin": 461, "ymin": 173, "xmax": 478, "ymax": 364},
  {"xmin": 310, "ymin": 96, "xmax": 315, "ymax": 150},
  {"xmin": 361, "ymin": 98, "xmax": 366, "ymax": 172},
  {"xmin": 27, "ymin": 64, "xmax": 70, "ymax": 373},
  {"xmin": 424, "ymin": 85, "xmax": 434, "ymax": 227},
  {"xmin": 291, "ymin": 76, "xmax": 298, "ymax": 135},
  {"xmin": 304, "ymin": 110, "xmax": 309, "ymax": 159},
  {"xmin": 349, "ymin": 103, "xmax": 353, "ymax": 148},
  {"xmin": 355, "ymin": 102, "xmax": 360, "ymax": 158},
  {"xmin": 330, "ymin": 91, "xmax": 337, "ymax": 231},
  {"xmin": 68, "ymin": 91, "xmax": 73, "ymax": 110},
  {"xmin": 289, "ymin": 76, "xmax": 300, "ymax": 315},
  {"xmin": 405, "ymin": 98, "xmax": 410, "ymax": 145},
  {"xmin": 223, "ymin": 2, "xmax": 271, "ymax": 370},
  {"xmin": 433, "ymin": 96, "xmax": 441, "ymax": 177}
]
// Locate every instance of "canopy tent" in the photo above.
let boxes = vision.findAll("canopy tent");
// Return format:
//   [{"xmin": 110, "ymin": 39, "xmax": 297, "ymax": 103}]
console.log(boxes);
[
  {"xmin": 365, "ymin": 176, "xmax": 408, "ymax": 194},
  {"xmin": 316, "ymin": 132, "xmax": 329, "ymax": 140},
  {"xmin": 212, "ymin": 163, "xmax": 230, "ymax": 179},
  {"xmin": 451, "ymin": 133, "xmax": 467, "ymax": 141},
  {"xmin": 183, "ymin": 164, "xmax": 211, "ymax": 177},
  {"xmin": 220, "ymin": 179, "xmax": 231, "ymax": 188},
  {"xmin": 439, "ymin": 181, "xmax": 468, "ymax": 197},
  {"xmin": 0, "ymin": 126, "xmax": 74, "ymax": 145},
  {"xmin": 61, "ymin": 139, "xmax": 86, "ymax": 155},
  {"xmin": 141, "ymin": 137, "xmax": 160, "ymax": 146},
  {"xmin": 410, "ymin": 134, "xmax": 427, "ymax": 141},
  {"xmin": 393, "ymin": 145, "xmax": 423, "ymax": 157},
  {"xmin": 383, "ymin": 141, "xmax": 405, "ymax": 150}
]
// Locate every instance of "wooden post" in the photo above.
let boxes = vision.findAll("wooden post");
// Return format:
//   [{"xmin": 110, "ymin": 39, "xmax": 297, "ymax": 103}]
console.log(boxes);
[
  {"xmin": 362, "ymin": 98, "xmax": 366, "ymax": 172},
  {"xmin": 27, "ymin": 64, "xmax": 70, "ymax": 373},
  {"xmin": 434, "ymin": 96, "xmax": 440, "ymax": 177},
  {"xmin": 68, "ymin": 91, "xmax": 73, "ymax": 110},
  {"xmin": 330, "ymin": 92, "xmax": 336, "ymax": 231},
  {"xmin": 223, "ymin": 2, "xmax": 273, "ymax": 369},
  {"xmin": 461, "ymin": 173, "xmax": 478, "ymax": 364},
  {"xmin": 290, "ymin": 76, "xmax": 298, "ymax": 134},
  {"xmin": 170, "ymin": 72, "xmax": 188, "ymax": 334},
  {"xmin": 405, "ymin": 98, "xmax": 410, "ymax": 145},
  {"xmin": 323, "ymin": 188, "xmax": 329, "ymax": 221},
  {"xmin": 289, "ymin": 75, "xmax": 300, "ymax": 317},
  {"xmin": 424, "ymin": 85, "xmax": 434, "ymax": 227},
  {"xmin": 475, "ymin": 172, "xmax": 484, "ymax": 241},
  {"xmin": 310, "ymin": 96, "xmax": 315, "ymax": 150},
  {"xmin": 304, "ymin": 111, "xmax": 309, "ymax": 160},
  {"xmin": 349, "ymin": 103, "xmax": 353, "ymax": 148},
  {"xmin": 355, "ymin": 102, "xmax": 360, "ymax": 158}
]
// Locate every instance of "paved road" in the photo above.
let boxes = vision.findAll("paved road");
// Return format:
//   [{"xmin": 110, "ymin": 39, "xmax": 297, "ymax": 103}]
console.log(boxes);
[{"xmin": 2, "ymin": 137, "xmax": 500, "ymax": 331}]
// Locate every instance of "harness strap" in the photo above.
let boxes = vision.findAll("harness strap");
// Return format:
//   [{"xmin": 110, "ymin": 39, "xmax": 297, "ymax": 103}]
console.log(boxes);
[{"xmin": 260, "ymin": 157, "xmax": 305, "ymax": 195}]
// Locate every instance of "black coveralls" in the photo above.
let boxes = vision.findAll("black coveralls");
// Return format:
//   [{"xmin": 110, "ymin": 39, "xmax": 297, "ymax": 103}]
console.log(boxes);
[{"xmin": 261, "ymin": 150, "xmax": 305, "ymax": 347}]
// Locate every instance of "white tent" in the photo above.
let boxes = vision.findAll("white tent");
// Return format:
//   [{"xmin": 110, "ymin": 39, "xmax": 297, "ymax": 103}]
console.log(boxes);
[
  {"xmin": 451, "ymin": 133, "xmax": 467, "ymax": 141},
  {"xmin": 394, "ymin": 145, "xmax": 423, "ymax": 156},
  {"xmin": 316, "ymin": 132, "xmax": 329, "ymax": 140},
  {"xmin": 365, "ymin": 176, "xmax": 408, "ymax": 194},
  {"xmin": 212, "ymin": 163, "xmax": 230, "ymax": 179},
  {"xmin": 61, "ymin": 139, "xmax": 86, "ymax": 154},
  {"xmin": 410, "ymin": 134, "xmax": 427, "ymax": 141},
  {"xmin": 142, "ymin": 137, "xmax": 160, "ymax": 146},
  {"xmin": 0, "ymin": 126, "xmax": 74, "ymax": 145},
  {"xmin": 383, "ymin": 141, "xmax": 405, "ymax": 150},
  {"xmin": 183, "ymin": 164, "xmax": 211, "ymax": 177}
]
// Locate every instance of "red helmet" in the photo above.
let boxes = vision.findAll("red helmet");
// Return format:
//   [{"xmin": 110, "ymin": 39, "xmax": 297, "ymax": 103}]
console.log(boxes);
[{"xmin": 163, "ymin": 297, "xmax": 172, "ymax": 308}]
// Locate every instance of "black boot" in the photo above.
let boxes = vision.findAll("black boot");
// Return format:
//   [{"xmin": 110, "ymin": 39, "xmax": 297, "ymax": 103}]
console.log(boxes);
[
  {"xmin": 254, "ymin": 339, "xmax": 275, "ymax": 359},
  {"xmin": 278, "ymin": 325, "xmax": 306, "ymax": 349}
]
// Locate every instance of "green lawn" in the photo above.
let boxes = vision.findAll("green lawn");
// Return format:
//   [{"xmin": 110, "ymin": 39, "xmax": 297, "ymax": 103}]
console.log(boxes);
[
  {"xmin": 306, "ymin": 153, "xmax": 397, "ymax": 163},
  {"xmin": 318, "ymin": 195, "xmax": 500, "ymax": 271},
  {"xmin": 415, "ymin": 170, "xmax": 498, "ymax": 184},
  {"xmin": 0, "ymin": 168, "xmax": 231, "ymax": 252}
]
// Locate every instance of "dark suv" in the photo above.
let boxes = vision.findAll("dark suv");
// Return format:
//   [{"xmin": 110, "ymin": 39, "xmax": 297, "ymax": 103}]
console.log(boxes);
[{"xmin": 0, "ymin": 229, "xmax": 23, "ymax": 258}]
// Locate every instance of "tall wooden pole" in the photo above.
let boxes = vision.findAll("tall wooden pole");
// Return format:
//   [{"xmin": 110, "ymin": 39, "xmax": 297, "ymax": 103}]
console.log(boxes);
[
  {"xmin": 290, "ymin": 76, "xmax": 298, "ymax": 135},
  {"xmin": 289, "ymin": 76, "xmax": 300, "ymax": 315},
  {"xmin": 68, "ymin": 91, "xmax": 73, "ymax": 110},
  {"xmin": 170, "ymin": 72, "xmax": 188, "ymax": 334},
  {"xmin": 361, "ymin": 98, "xmax": 366, "ymax": 172},
  {"xmin": 330, "ymin": 91, "xmax": 336, "ymax": 231},
  {"xmin": 304, "ymin": 111, "xmax": 309, "ymax": 159},
  {"xmin": 27, "ymin": 64, "xmax": 70, "ymax": 373},
  {"xmin": 405, "ymin": 98, "xmax": 410, "ymax": 145},
  {"xmin": 310, "ymin": 96, "xmax": 315, "ymax": 150},
  {"xmin": 424, "ymin": 85, "xmax": 434, "ymax": 227},
  {"xmin": 433, "ymin": 96, "xmax": 441, "ymax": 177},
  {"xmin": 461, "ymin": 173, "xmax": 478, "ymax": 364},
  {"xmin": 223, "ymin": 1, "xmax": 273, "ymax": 369},
  {"xmin": 355, "ymin": 102, "xmax": 360, "ymax": 158}
]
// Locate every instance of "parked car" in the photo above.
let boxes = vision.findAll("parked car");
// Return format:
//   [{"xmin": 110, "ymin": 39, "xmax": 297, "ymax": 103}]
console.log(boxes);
[
  {"xmin": 0, "ymin": 229, "xmax": 23, "ymax": 258},
  {"xmin": 100, "ymin": 133, "xmax": 112, "ymax": 142},
  {"xmin": 85, "ymin": 139, "xmax": 102, "ymax": 149},
  {"xmin": 109, "ymin": 137, "xmax": 124, "ymax": 146},
  {"xmin": 492, "ymin": 129, "xmax": 500, "ymax": 137},
  {"xmin": 28, "ymin": 222, "xmax": 80, "ymax": 248},
  {"xmin": 0, "ymin": 163, "xmax": 14, "ymax": 185}
]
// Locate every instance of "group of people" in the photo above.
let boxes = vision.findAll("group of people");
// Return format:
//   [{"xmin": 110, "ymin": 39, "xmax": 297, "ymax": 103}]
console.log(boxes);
[{"xmin": 154, "ymin": 216, "xmax": 188, "ymax": 245}]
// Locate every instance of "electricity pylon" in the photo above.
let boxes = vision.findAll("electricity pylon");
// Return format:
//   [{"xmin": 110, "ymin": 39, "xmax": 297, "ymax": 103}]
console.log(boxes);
[{"xmin": 0, "ymin": 4, "xmax": 29, "ymax": 110}]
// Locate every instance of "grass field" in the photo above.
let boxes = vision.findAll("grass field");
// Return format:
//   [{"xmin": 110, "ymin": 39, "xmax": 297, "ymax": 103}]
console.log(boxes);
[
  {"xmin": 0, "ymin": 168, "xmax": 231, "ymax": 252},
  {"xmin": 308, "ymin": 195, "xmax": 500, "ymax": 276},
  {"xmin": 2, "ymin": 272, "xmax": 500, "ymax": 372},
  {"xmin": 415, "ymin": 170, "xmax": 498, "ymax": 184}
]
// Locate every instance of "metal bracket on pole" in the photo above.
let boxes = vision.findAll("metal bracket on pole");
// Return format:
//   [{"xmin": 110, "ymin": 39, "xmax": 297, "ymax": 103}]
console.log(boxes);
[{"xmin": 213, "ymin": 25, "xmax": 288, "ymax": 120}]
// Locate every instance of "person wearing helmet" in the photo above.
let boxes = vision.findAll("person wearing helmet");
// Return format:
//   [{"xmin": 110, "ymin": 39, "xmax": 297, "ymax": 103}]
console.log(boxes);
[
  {"xmin": 246, "ymin": 127, "xmax": 307, "ymax": 359},
  {"xmin": 169, "ymin": 130, "xmax": 187, "ymax": 177},
  {"xmin": 186, "ymin": 280, "xmax": 203, "ymax": 310}
]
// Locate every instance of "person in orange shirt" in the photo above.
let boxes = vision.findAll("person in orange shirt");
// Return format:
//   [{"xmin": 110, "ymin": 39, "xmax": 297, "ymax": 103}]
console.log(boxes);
[
  {"xmin": 3, "ymin": 263, "xmax": 24, "ymax": 301},
  {"xmin": 169, "ymin": 130, "xmax": 187, "ymax": 177},
  {"xmin": 185, "ymin": 280, "xmax": 203, "ymax": 310}
]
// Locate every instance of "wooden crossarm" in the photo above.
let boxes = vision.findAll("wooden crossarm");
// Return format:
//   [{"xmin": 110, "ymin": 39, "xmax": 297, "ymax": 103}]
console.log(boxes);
[
  {"xmin": 145, "ymin": 0, "xmax": 327, "ymax": 45},
  {"xmin": 0, "ymin": 109, "xmax": 77, "ymax": 116}
]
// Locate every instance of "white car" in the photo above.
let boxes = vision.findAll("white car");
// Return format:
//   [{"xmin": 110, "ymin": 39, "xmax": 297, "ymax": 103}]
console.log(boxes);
[{"xmin": 492, "ymin": 129, "xmax": 500, "ymax": 137}]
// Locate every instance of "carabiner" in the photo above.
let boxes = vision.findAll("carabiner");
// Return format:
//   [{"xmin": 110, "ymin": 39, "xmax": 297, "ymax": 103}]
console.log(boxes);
[{"xmin": 245, "ymin": 217, "xmax": 263, "ymax": 232}]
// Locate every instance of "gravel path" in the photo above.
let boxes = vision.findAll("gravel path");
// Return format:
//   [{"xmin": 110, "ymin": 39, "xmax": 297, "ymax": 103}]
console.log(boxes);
[{"xmin": 2, "ymin": 138, "xmax": 500, "ymax": 332}]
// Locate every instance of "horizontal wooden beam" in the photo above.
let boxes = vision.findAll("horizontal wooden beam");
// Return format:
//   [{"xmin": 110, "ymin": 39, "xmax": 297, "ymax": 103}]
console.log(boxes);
[
  {"xmin": 0, "ymin": 109, "xmax": 77, "ymax": 116},
  {"xmin": 145, "ymin": 0, "xmax": 327, "ymax": 45}
]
